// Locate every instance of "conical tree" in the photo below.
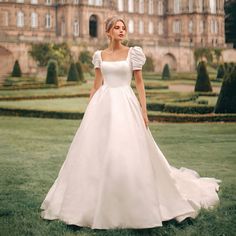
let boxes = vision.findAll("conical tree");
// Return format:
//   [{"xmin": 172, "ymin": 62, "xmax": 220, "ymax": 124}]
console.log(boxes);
[
  {"xmin": 162, "ymin": 64, "xmax": 171, "ymax": 80},
  {"xmin": 216, "ymin": 64, "xmax": 224, "ymax": 79},
  {"xmin": 11, "ymin": 60, "xmax": 22, "ymax": 77},
  {"xmin": 214, "ymin": 65, "xmax": 236, "ymax": 113},
  {"xmin": 67, "ymin": 62, "xmax": 79, "ymax": 81},
  {"xmin": 46, "ymin": 59, "xmax": 59, "ymax": 86},
  {"xmin": 194, "ymin": 61, "xmax": 212, "ymax": 92},
  {"xmin": 75, "ymin": 61, "xmax": 85, "ymax": 82}
]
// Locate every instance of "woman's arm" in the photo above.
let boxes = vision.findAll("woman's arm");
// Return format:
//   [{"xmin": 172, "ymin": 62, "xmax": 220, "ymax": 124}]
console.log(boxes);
[{"xmin": 89, "ymin": 68, "xmax": 103, "ymax": 102}]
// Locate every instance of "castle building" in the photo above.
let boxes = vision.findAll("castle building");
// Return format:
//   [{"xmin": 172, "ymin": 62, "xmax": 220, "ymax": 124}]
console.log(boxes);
[{"xmin": 0, "ymin": 0, "xmax": 233, "ymax": 77}]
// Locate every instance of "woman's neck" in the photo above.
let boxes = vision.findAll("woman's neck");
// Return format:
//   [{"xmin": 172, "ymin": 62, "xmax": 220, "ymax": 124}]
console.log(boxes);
[{"xmin": 108, "ymin": 41, "xmax": 123, "ymax": 51}]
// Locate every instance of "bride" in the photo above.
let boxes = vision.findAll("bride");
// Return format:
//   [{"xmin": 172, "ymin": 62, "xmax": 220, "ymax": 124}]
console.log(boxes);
[{"xmin": 40, "ymin": 15, "xmax": 221, "ymax": 229}]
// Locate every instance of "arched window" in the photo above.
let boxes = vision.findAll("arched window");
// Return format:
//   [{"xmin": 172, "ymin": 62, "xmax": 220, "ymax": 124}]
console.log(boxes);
[
  {"xmin": 17, "ymin": 11, "xmax": 24, "ymax": 27},
  {"xmin": 128, "ymin": 0, "xmax": 134, "ymax": 13},
  {"xmin": 148, "ymin": 0, "xmax": 154, "ymax": 15},
  {"xmin": 31, "ymin": 12, "xmax": 38, "ymax": 28},
  {"xmin": 189, "ymin": 0, "xmax": 193, "ymax": 12},
  {"xmin": 173, "ymin": 20, "xmax": 181, "ymax": 33},
  {"xmin": 148, "ymin": 21, "xmax": 153, "ymax": 34},
  {"xmin": 45, "ymin": 13, "xmax": 51, "ymax": 29},
  {"xmin": 174, "ymin": 0, "xmax": 181, "ymax": 14},
  {"xmin": 139, "ymin": 20, "xmax": 144, "ymax": 34},
  {"xmin": 199, "ymin": 0, "xmax": 203, "ymax": 12},
  {"xmin": 117, "ymin": 0, "xmax": 124, "ymax": 11},
  {"xmin": 128, "ymin": 19, "xmax": 134, "ymax": 33},
  {"xmin": 73, "ymin": 20, "xmax": 79, "ymax": 36},
  {"xmin": 89, "ymin": 15, "xmax": 98, "ymax": 37},
  {"xmin": 209, "ymin": 0, "xmax": 216, "ymax": 14},
  {"xmin": 139, "ymin": 0, "xmax": 144, "ymax": 14},
  {"xmin": 158, "ymin": 1, "xmax": 163, "ymax": 16}
]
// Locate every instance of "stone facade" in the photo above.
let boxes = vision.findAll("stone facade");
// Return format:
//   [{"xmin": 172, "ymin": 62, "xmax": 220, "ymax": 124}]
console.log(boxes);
[{"xmin": 0, "ymin": 0, "xmax": 234, "ymax": 77}]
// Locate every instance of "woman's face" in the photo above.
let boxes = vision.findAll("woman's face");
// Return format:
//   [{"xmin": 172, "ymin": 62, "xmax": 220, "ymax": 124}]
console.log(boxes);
[{"xmin": 108, "ymin": 20, "xmax": 126, "ymax": 41}]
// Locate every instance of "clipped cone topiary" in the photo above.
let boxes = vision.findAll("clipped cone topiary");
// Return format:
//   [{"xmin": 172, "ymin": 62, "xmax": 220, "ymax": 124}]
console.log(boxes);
[
  {"xmin": 46, "ymin": 59, "xmax": 59, "ymax": 86},
  {"xmin": 162, "ymin": 64, "xmax": 171, "ymax": 80},
  {"xmin": 67, "ymin": 62, "xmax": 79, "ymax": 81},
  {"xmin": 12, "ymin": 60, "xmax": 22, "ymax": 77},
  {"xmin": 75, "ymin": 61, "xmax": 85, "ymax": 82},
  {"xmin": 194, "ymin": 61, "xmax": 212, "ymax": 92},
  {"xmin": 214, "ymin": 65, "xmax": 236, "ymax": 113},
  {"xmin": 216, "ymin": 64, "xmax": 224, "ymax": 79}
]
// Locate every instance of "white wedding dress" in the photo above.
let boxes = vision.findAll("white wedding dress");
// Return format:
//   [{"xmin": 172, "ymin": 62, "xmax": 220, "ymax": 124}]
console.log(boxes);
[{"xmin": 40, "ymin": 46, "xmax": 221, "ymax": 229}]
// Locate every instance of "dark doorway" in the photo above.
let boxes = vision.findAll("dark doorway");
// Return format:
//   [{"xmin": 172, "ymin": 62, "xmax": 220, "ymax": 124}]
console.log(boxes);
[{"xmin": 89, "ymin": 15, "xmax": 98, "ymax": 37}]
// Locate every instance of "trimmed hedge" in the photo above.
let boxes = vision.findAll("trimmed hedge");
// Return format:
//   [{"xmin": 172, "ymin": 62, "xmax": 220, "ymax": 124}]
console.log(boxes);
[
  {"xmin": 46, "ymin": 59, "xmax": 59, "ymax": 86},
  {"xmin": 162, "ymin": 64, "xmax": 171, "ymax": 80},
  {"xmin": 11, "ymin": 60, "xmax": 22, "ymax": 77},
  {"xmin": 67, "ymin": 63, "xmax": 79, "ymax": 81}
]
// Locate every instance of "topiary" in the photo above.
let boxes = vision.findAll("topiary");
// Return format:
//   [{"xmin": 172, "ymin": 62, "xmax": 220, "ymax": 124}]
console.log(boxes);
[
  {"xmin": 214, "ymin": 65, "xmax": 236, "ymax": 113},
  {"xmin": 46, "ymin": 59, "xmax": 59, "ymax": 86},
  {"xmin": 75, "ymin": 61, "xmax": 85, "ymax": 82},
  {"xmin": 67, "ymin": 62, "xmax": 79, "ymax": 81},
  {"xmin": 11, "ymin": 60, "xmax": 22, "ymax": 77},
  {"xmin": 216, "ymin": 64, "xmax": 224, "ymax": 79},
  {"xmin": 194, "ymin": 61, "xmax": 212, "ymax": 92},
  {"xmin": 162, "ymin": 64, "xmax": 171, "ymax": 80}
]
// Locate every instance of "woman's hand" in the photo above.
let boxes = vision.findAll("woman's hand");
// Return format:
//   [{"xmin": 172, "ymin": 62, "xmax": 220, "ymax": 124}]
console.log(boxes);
[{"xmin": 142, "ymin": 110, "xmax": 149, "ymax": 128}]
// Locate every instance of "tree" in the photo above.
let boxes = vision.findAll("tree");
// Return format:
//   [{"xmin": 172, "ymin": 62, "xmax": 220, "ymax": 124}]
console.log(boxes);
[
  {"xmin": 194, "ymin": 61, "xmax": 212, "ymax": 92},
  {"xmin": 75, "ymin": 61, "xmax": 85, "ymax": 82},
  {"xmin": 225, "ymin": 0, "xmax": 236, "ymax": 48},
  {"xmin": 11, "ymin": 60, "xmax": 22, "ymax": 77},
  {"xmin": 162, "ymin": 64, "xmax": 171, "ymax": 80},
  {"xmin": 67, "ymin": 62, "xmax": 79, "ymax": 81},
  {"xmin": 46, "ymin": 59, "xmax": 59, "ymax": 86},
  {"xmin": 214, "ymin": 65, "xmax": 236, "ymax": 113},
  {"xmin": 216, "ymin": 64, "xmax": 225, "ymax": 79}
]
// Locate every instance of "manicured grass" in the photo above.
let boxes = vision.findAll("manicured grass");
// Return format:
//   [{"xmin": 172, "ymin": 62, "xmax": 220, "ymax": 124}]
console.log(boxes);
[{"xmin": 0, "ymin": 116, "xmax": 235, "ymax": 236}]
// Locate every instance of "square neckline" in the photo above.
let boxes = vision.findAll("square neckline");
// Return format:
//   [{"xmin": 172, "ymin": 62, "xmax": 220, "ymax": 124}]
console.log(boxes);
[{"xmin": 100, "ymin": 47, "xmax": 132, "ymax": 63}]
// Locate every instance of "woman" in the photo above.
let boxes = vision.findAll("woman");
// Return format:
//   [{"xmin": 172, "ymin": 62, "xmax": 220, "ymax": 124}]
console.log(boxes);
[{"xmin": 40, "ymin": 16, "xmax": 221, "ymax": 229}]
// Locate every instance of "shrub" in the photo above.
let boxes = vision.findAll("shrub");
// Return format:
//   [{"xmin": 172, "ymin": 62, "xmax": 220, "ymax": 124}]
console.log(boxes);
[
  {"xmin": 46, "ymin": 59, "xmax": 59, "ymax": 86},
  {"xmin": 143, "ymin": 56, "xmax": 155, "ymax": 72},
  {"xmin": 194, "ymin": 61, "xmax": 212, "ymax": 92},
  {"xmin": 216, "ymin": 64, "xmax": 224, "ymax": 79},
  {"xmin": 162, "ymin": 64, "xmax": 171, "ymax": 80},
  {"xmin": 75, "ymin": 61, "xmax": 85, "ymax": 82},
  {"xmin": 67, "ymin": 62, "xmax": 79, "ymax": 81},
  {"xmin": 11, "ymin": 60, "xmax": 22, "ymax": 77},
  {"xmin": 214, "ymin": 66, "xmax": 236, "ymax": 113}
]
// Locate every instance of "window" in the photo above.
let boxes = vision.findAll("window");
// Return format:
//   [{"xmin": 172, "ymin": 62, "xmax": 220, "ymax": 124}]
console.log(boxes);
[
  {"xmin": 31, "ymin": 0, "xmax": 38, "ymax": 4},
  {"xmin": 16, "ymin": 0, "xmax": 24, "ymax": 3},
  {"xmin": 158, "ymin": 1, "xmax": 163, "ymax": 16},
  {"xmin": 139, "ymin": 0, "xmax": 144, "ymax": 14},
  {"xmin": 148, "ymin": 0, "xmax": 153, "ymax": 15},
  {"xmin": 73, "ymin": 20, "xmax": 79, "ymax": 36},
  {"xmin": 211, "ymin": 19, "xmax": 218, "ymax": 33},
  {"xmin": 174, "ymin": 0, "xmax": 181, "ymax": 14},
  {"xmin": 148, "ymin": 21, "xmax": 153, "ymax": 34},
  {"xmin": 88, "ymin": 0, "xmax": 102, "ymax": 5},
  {"xmin": 17, "ymin": 11, "xmax": 24, "ymax": 27},
  {"xmin": 45, "ymin": 0, "xmax": 51, "ymax": 5},
  {"xmin": 117, "ymin": 0, "xmax": 124, "ymax": 11},
  {"xmin": 189, "ymin": 0, "xmax": 193, "ymax": 13},
  {"xmin": 158, "ymin": 21, "xmax": 163, "ymax": 35},
  {"xmin": 209, "ymin": 0, "xmax": 216, "ymax": 14},
  {"xmin": 139, "ymin": 20, "xmax": 144, "ymax": 34},
  {"xmin": 31, "ymin": 12, "xmax": 38, "ymax": 28},
  {"xmin": 128, "ymin": 19, "xmax": 134, "ymax": 33},
  {"xmin": 199, "ymin": 0, "xmax": 203, "ymax": 12},
  {"xmin": 189, "ymin": 20, "xmax": 193, "ymax": 33},
  {"xmin": 45, "ymin": 13, "xmax": 51, "ymax": 29},
  {"xmin": 3, "ymin": 11, "xmax": 9, "ymax": 26},
  {"xmin": 74, "ymin": 0, "xmax": 79, "ymax": 4},
  {"xmin": 61, "ymin": 21, "xmax": 65, "ymax": 36},
  {"xmin": 173, "ymin": 20, "xmax": 181, "ymax": 33},
  {"xmin": 128, "ymin": 0, "xmax": 134, "ymax": 13}
]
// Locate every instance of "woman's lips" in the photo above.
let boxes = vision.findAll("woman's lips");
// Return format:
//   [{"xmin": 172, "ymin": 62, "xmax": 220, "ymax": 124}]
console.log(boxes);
[{"xmin": 119, "ymin": 34, "xmax": 124, "ymax": 37}]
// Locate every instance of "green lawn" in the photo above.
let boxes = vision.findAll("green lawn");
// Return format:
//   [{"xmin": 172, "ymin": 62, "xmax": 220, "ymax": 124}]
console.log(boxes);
[{"xmin": 0, "ymin": 116, "xmax": 235, "ymax": 236}]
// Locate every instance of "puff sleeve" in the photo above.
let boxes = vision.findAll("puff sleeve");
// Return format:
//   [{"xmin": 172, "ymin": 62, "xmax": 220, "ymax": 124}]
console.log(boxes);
[
  {"xmin": 92, "ymin": 50, "xmax": 101, "ymax": 69},
  {"xmin": 130, "ymin": 46, "xmax": 146, "ymax": 70}
]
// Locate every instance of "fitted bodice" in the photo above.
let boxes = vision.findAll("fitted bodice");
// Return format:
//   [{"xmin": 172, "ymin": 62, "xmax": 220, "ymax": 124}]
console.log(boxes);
[
  {"xmin": 100, "ymin": 52, "xmax": 132, "ymax": 88},
  {"xmin": 92, "ymin": 46, "xmax": 147, "ymax": 88}
]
